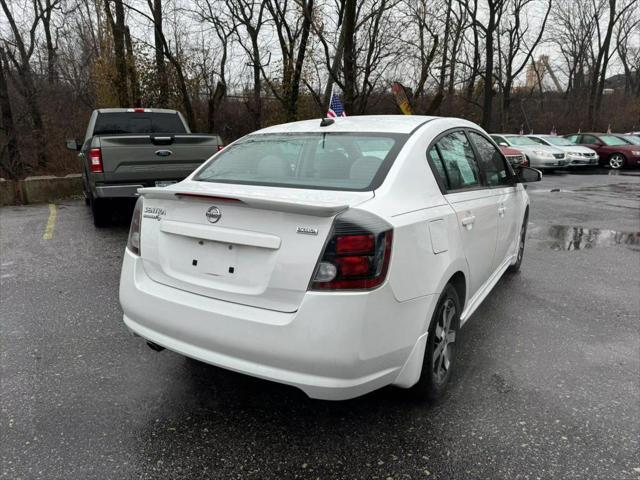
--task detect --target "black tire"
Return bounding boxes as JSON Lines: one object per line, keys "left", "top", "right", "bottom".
{"left": 90, "top": 194, "right": 110, "bottom": 228}
{"left": 508, "top": 213, "right": 528, "bottom": 273}
{"left": 608, "top": 153, "right": 626, "bottom": 170}
{"left": 412, "top": 284, "right": 461, "bottom": 401}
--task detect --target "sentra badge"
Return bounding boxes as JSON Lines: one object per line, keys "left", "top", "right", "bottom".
{"left": 296, "top": 226, "right": 318, "bottom": 236}
{"left": 143, "top": 206, "right": 166, "bottom": 221}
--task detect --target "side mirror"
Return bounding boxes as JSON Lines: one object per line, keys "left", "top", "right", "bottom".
{"left": 66, "top": 139, "right": 81, "bottom": 151}
{"left": 499, "top": 142, "right": 508, "bottom": 147}
{"left": 594, "top": 141, "right": 604, "bottom": 147}
{"left": 518, "top": 166, "right": 542, "bottom": 183}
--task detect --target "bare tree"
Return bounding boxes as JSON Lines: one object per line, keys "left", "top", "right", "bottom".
{"left": 0, "top": 0, "right": 51, "bottom": 167}
{"left": 262, "top": 0, "right": 314, "bottom": 121}
{"left": 496, "top": 0, "right": 551, "bottom": 130}
{"left": 226, "top": 0, "right": 267, "bottom": 129}
{"left": 587, "top": 0, "right": 635, "bottom": 128}
{"left": 0, "top": 47, "right": 23, "bottom": 179}
{"left": 104, "top": 0, "right": 130, "bottom": 106}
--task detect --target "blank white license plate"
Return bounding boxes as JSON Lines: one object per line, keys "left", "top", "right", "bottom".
{"left": 155, "top": 180, "right": 177, "bottom": 187}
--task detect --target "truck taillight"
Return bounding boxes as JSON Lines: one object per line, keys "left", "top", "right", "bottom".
{"left": 89, "top": 148, "right": 103, "bottom": 173}
{"left": 310, "top": 210, "right": 393, "bottom": 291}
{"left": 127, "top": 197, "right": 142, "bottom": 255}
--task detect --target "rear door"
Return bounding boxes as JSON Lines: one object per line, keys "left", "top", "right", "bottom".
{"left": 467, "top": 131, "right": 521, "bottom": 271}
{"left": 428, "top": 130, "right": 498, "bottom": 297}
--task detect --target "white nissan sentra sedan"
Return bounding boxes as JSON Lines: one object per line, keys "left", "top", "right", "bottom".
{"left": 119, "top": 115, "right": 541, "bottom": 401}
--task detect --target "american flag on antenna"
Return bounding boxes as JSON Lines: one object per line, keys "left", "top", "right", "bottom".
{"left": 550, "top": 126, "right": 557, "bottom": 135}
{"left": 327, "top": 89, "right": 347, "bottom": 118}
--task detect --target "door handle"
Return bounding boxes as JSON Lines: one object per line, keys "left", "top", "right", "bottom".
{"left": 461, "top": 215, "right": 476, "bottom": 229}
{"left": 498, "top": 205, "right": 506, "bottom": 217}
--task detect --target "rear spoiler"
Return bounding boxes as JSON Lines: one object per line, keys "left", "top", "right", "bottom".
{"left": 138, "top": 186, "right": 351, "bottom": 217}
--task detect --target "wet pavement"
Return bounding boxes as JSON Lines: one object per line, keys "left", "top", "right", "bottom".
{"left": 1, "top": 169, "right": 639, "bottom": 479}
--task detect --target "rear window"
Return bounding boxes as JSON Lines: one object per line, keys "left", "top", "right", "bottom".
{"left": 93, "top": 112, "right": 187, "bottom": 135}
{"left": 194, "top": 132, "right": 407, "bottom": 191}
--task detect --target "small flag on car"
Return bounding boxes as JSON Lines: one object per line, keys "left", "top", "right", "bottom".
{"left": 550, "top": 126, "right": 557, "bottom": 135}
{"left": 327, "top": 88, "right": 347, "bottom": 118}
{"left": 519, "top": 124, "right": 524, "bottom": 135}
{"left": 606, "top": 124, "right": 611, "bottom": 134}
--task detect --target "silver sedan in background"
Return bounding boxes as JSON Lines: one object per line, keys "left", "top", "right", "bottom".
{"left": 491, "top": 134, "right": 568, "bottom": 170}
{"left": 527, "top": 135, "right": 598, "bottom": 167}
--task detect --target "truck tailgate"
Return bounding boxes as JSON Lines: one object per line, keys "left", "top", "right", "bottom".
{"left": 98, "top": 135, "right": 219, "bottom": 183}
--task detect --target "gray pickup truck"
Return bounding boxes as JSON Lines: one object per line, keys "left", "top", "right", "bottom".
{"left": 66, "top": 108, "right": 223, "bottom": 226}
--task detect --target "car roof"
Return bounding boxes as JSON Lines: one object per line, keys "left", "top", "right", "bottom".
{"left": 254, "top": 115, "right": 445, "bottom": 135}
{"left": 96, "top": 108, "right": 180, "bottom": 114}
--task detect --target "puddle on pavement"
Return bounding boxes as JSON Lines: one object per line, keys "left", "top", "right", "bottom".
{"left": 539, "top": 225, "right": 640, "bottom": 251}
{"left": 574, "top": 183, "right": 640, "bottom": 197}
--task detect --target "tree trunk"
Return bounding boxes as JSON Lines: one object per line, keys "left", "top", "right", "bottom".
{"left": 250, "top": 32, "right": 261, "bottom": 129}
{"left": 288, "top": 0, "right": 314, "bottom": 122}
{"left": 106, "top": 0, "right": 130, "bottom": 107}
{"left": 342, "top": 0, "right": 357, "bottom": 114}
{"left": 124, "top": 27, "right": 141, "bottom": 107}
{"left": 152, "top": 0, "right": 168, "bottom": 107}
{"left": 0, "top": 48, "right": 23, "bottom": 179}
{"left": 481, "top": 2, "right": 496, "bottom": 131}
{"left": 42, "top": 0, "right": 57, "bottom": 84}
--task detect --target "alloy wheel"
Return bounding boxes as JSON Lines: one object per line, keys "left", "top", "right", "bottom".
{"left": 432, "top": 298, "right": 457, "bottom": 384}
{"left": 609, "top": 154, "right": 625, "bottom": 169}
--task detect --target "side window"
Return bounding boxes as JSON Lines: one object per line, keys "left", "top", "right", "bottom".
{"left": 435, "top": 131, "right": 481, "bottom": 191}
{"left": 582, "top": 135, "right": 598, "bottom": 145}
{"left": 468, "top": 131, "right": 511, "bottom": 187}
{"left": 427, "top": 147, "right": 450, "bottom": 190}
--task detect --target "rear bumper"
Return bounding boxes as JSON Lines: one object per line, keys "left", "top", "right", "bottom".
{"left": 96, "top": 184, "right": 144, "bottom": 198}
{"left": 119, "top": 249, "right": 436, "bottom": 400}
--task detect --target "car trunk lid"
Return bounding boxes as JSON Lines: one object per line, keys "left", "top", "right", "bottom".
{"left": 139, "top": 183, "right": 373, "bottom": 312}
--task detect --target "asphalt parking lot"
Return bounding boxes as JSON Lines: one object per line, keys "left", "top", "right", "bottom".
{"left": 1, "top": 169, "right": 639, "bottom": 480}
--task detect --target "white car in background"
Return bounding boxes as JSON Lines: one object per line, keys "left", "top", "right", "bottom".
{"left": 119, "top": 115, "right": 541, "bottom": 401}
{"left": 527, "top": 134, "right": 599, "bottom": 167}
{"left": 491, "top": 134, "right": 567, "bottom": 170}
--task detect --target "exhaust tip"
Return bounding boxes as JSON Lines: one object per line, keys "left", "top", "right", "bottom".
{"left": 146, "top": 341, "right": 165, "bottom": 352}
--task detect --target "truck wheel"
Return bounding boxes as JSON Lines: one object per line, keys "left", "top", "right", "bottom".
{"left": 411, "top": 284, "right": 460, "bottom": 401}
{"left": 90, "top": 195, "right": 110, "bottom": 228}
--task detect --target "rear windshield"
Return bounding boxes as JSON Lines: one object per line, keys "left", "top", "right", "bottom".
{"left": 93, "top": 112, "right": 187, "bottom": 135}
{"left": 194, "top": 132, "right": 407, "bottom": 191}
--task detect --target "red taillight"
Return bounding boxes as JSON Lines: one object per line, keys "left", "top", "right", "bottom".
{"left": 336, "top": 234, "right": 374, "bottom": 255}
{"left": 127, "top": 197, "right": 142, "bottom": 255}
{"left": 217, "top": 144, "right": 225, "bottom": 151}
{"left": 311, "top": 210, "right": 393, "bottom": 291}
{"left": 89, "top": 148, "right": 103, "bottom": 173}
{"left": 335, "top": 256, "right": 371, "bottom": 277}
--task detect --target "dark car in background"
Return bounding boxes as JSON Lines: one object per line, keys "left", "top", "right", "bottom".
{"left": 67, "top": 108, "right": 223, "bottom": 226}
{"left": 498, "top": 145, "right": 528, "bottom": 169}
{"left": 563, "top": 133, "right": 640, "bottom": 169}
